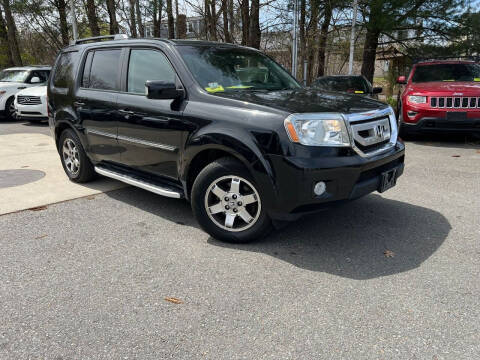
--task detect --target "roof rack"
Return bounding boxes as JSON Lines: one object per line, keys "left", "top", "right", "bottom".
{"left": 413, "top": 55, "right": 479, "bottom": 63}
{"left": 70, "top": 34, "right": 128, "bottom": 46}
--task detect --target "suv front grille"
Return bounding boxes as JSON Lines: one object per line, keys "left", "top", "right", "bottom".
{"left": 431, "top": 96, "right": 480, "bottom": 108}
{"left": 350, "top": 116, "right": 392, "bottom": 154}
{"left": 17, "top": 95, "right": 41, "bottom": 105}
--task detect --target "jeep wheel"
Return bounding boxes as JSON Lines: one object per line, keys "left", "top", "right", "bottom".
{"left": 59, "top": 129, "right": 95, "bottom": 183}
{"left": 191, "top": 157, "right": 272, "bottom": 243}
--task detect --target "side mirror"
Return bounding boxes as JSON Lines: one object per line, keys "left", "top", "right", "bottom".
{"left": 145, "top": 80, "right": 184, "bottom": 100}
{"left": 372, "top": 87, "right": 382, "bottom": 94}
{"left": 30, "top": 76, "right": 41, "bottom": 84}
{"left": 396, "top": 76, "right": 407, "bottom": 84}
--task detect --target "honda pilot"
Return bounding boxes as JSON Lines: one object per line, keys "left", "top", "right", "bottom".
{"left": 48, "top": 35, "right": 405, "bottom": 243}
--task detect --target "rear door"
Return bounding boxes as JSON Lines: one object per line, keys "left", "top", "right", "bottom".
{"left": 75, "top": 48, "right": 123, "bottom": 163}
{"left": 116, "top": 47, "right": 184, "bottom": 179}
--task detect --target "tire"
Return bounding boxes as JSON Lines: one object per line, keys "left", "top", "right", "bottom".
{"left": 5, "top": 97, "right": 16, "bottom": 121}
{"left": 59, "top": 129, "right": 96, "bottom": 183}
{"left": 191, "top": 157, "right": 272, "bottom": 243}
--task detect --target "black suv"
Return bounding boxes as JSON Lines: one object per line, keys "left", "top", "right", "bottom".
{"left": 48, "top": 35, "right": 405, "bottom": 243}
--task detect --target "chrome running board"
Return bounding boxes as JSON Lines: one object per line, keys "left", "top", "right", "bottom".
{"left": 95, "top": 166, "right": 182, "bottom": 199}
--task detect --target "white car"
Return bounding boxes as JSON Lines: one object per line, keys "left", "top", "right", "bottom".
{"left": 14, "top": 86, "right": 48, "bottom": 123}
{"left": 0, "top": 66, "right": 51, "bottom": 121}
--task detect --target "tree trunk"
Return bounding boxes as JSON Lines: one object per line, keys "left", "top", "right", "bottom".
{"left": 177, "top": 14, "right": 187, "bottom": 38}
{"left": 166, "top": 0, "right": 174, "bottom": 38}
{"left": 221, "top": 0, "right": 231, "bottom": 42}
{"left": 2, "top": 0, "right": 22, "bottom": 65}
{"left": 85, "top": 0, "right": 100, "bottom": 36}
{"left": 240, "top": 0, "right": 249, "bottom": 45}
{"left": 361, "top": 28, "right": 380, "bottom": 83}
{"left": 129, "top": 0, "right": 138, "bottom": 37}
{"left": 136, "top": 0, "right": 144, "bottom": 37}
{"left": 175, "top": 0, "right": 179, "bottom": 37}
{"left": 106, "top": 0, "right": 119, "bottom": 34}
{"left": 317, "top": 3, "right": 332, "bottom": 77}
{"left": 153, "top": 0, "right": 159, "bottom": 37}
{"left": 306, "top": 0, "right": 319, "bottom": 83}
{"left": 209, "top": 0, "right": 217, "bottom": 40}
{"left": 299, "top": 0, "right": 306, "bottom": 83}
{"left": 0, "top": 7, "right": 14, "bottom": 67}
{"left": 248, "top": 0, "right": 260, "bottom": 48}
{"left": 228, "top": 0, "right": 234, "bottom": 42}
{"left": 55, "top": 0, "right": 69, "bottom": 46}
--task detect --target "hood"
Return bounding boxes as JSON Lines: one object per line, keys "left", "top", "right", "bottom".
{"left": 407, "top": 81, "right": 480, "bottom": 96}
{"left": 16, "top": 85, "right": 47, "bottom": 97}
{"left": 0, "top": 81, "right": 25, "bottom": 89}
{"left": 214, "top": 88, "right": 388, "bottom": 115}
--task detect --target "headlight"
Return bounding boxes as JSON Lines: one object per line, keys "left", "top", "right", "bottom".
{"left": 284, "top": 113, "right": 350, "bottom": 146}
{"left": 408, "top": 95, "right": 427, "bottom": 104}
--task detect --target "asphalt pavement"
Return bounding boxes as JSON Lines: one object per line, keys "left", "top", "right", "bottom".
{"left": 0, "top": 120, "right": 479, "bottom": 359}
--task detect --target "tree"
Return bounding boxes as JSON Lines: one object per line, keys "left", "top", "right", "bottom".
{"left": 0, "top": 8, "right": 14, "bottom": 66}
{"left": 360, "top": 0, "right": 464, "bottom": 82}
{"left": 129, "top": 0, "right": 138, "bottom": 37}
{"left": 85, "top": 0, "right": 100, "bottom": 36}
{"left": 2, "top": 0, "right": 22, "bottom": 65}
{"left": 240, "top": 0, "right": 249, "bottom": 45}
{"left": 166, "top": 0, "right": 174, "bottom": 38}
{"left": 53, "top": 0, "right": 69, "bottom": 46}
{"left": 248, "top": 0, "right": 260, "bottom": 48}
{"left": 317, "top": 1, "right": 332, "bottom": 77}
{"left": 106, "top": 0, "right": 119, "bottom": 34}
{"left": 136, "top": 0, "right": 145, "bottom": 37}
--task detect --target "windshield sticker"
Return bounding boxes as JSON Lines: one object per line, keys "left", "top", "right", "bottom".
{"left": 226, "top": 85, "right": 253, "bottom": 89}
{"left": 442, "top": 79, "right": 454, "bottom": 82}
{"left": 205, "top": 82, "right": 225, "bottom": 93}
{"left": 354, "top": 90, "right": 364, "bottom": 94}
{"left": 474, "top": 78, "right": 480, "bottom": 82}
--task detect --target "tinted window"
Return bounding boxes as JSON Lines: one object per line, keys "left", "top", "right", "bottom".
{"left": 89, "top": 49, "right": 121, "bottom": 90}
{"left": 313, "top": 76, "right": 370, "bottom": 93}
{"left": 53, "top": 52, "right": 78, "bottom": 88}
{"left": 412, "top": 63, "right": 480, "bottom": 83}
{"left": 127, "top": 49, "right": 176, "bottom": 94}
{"left": 82, "top": 51, "right": 94, "bottom": 87}
{"left": 29, "top": 70, "right": 49, "bottom": 83}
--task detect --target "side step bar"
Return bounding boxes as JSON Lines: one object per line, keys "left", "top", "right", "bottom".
{"left": 95, "top": 166, "right": 183, "bottom": 199}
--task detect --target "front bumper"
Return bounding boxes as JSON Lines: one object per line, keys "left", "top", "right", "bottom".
{"left": 265, "top": 142, "right": 405, "bottom": 221}
{"left": 14, "top": 101, "right": 48, "bottom": 120}
{"left": 401, "top": 117, "right": 480, "bottom": 134}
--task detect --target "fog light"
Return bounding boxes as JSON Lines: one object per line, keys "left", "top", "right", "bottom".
{"left": 314, "top": 181, "right": 326, "bottom": 196}
{"left": 407, "top": 111, "right": 418, "bottom": 118}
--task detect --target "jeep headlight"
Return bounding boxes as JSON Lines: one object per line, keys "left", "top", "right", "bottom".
{"left": 407, "top": 95, "right": 427, "bottom": 104}
{"left": 284, "top": 113, "right": 350, "bottom": 146}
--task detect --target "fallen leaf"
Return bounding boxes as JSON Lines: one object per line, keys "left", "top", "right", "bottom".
{"left": 451, "top": 155, "right": 460, "bottom": 158}
{"left": 85, "top": 195, "right": 96, "bottom": 200}
{"left": 21, "top": 165, "right": 29, "bottom": 168}
{"left": 164, "top": 297, "right": 183, "bottom": 304}
{"left": 384, "top": 249, "right": 395, "bottom": 258}
{"left": 29, "top": 205, "right": 47, "bottom": 211}
{"left": 35, "top": 234, "right": 48, "bottom": 239}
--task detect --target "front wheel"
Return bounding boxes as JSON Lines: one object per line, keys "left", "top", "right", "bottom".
{"left": 191, "top": 157, "right": 272, "bottom": 243}
{"left": 4, "top": 97, "right": 16, "bottom": 121}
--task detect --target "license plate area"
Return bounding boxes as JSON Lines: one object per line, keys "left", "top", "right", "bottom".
{"left": 379, "top": 167, "right": 398, "bottom": 193}
{"left": 446, "top": 112, "right": 467, "bottom": 121}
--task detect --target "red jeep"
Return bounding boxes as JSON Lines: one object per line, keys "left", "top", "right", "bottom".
{"left": 397, "top": 60, "right": 480, "bottom": 137}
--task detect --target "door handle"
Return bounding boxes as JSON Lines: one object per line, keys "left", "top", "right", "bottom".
{"left": 74, "top": 101, "right": 85, "bottom": 107}
{"left": 119, "top": 109, "right": 135, "bottom": 115}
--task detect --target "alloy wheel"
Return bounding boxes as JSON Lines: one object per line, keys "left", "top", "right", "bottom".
{"left": 62, "top": 138, "right": 80, "bottom": 176}
{"left": 204, "top": 175, "right": 261, "bottom": 232}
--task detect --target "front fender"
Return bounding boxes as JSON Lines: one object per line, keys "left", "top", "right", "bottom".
{"left": 181, "top": 128, "right": 280, "bottom": 214}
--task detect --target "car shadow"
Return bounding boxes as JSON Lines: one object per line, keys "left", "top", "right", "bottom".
{"left": 402, "top": 133, "right": 480, "bottom": 149}
{"left": 105, "top": 188, "right": 450, "bottom": 280}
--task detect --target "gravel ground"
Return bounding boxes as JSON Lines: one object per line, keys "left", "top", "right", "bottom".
{"left": 1, "top": 123, "right": 479, "bottom": 359}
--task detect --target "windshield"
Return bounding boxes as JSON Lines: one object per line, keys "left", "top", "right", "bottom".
{"left": 177, "top": 46, "right": 301, "bottom": 92}
{"left": 313, "top": 76, "right": 370, "bottom": 93}
{"left": 412, "top": 63, "right": 480, "bottom": 83}
{"left": 0, "top": 70, "right": 29, "bottom": 82}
